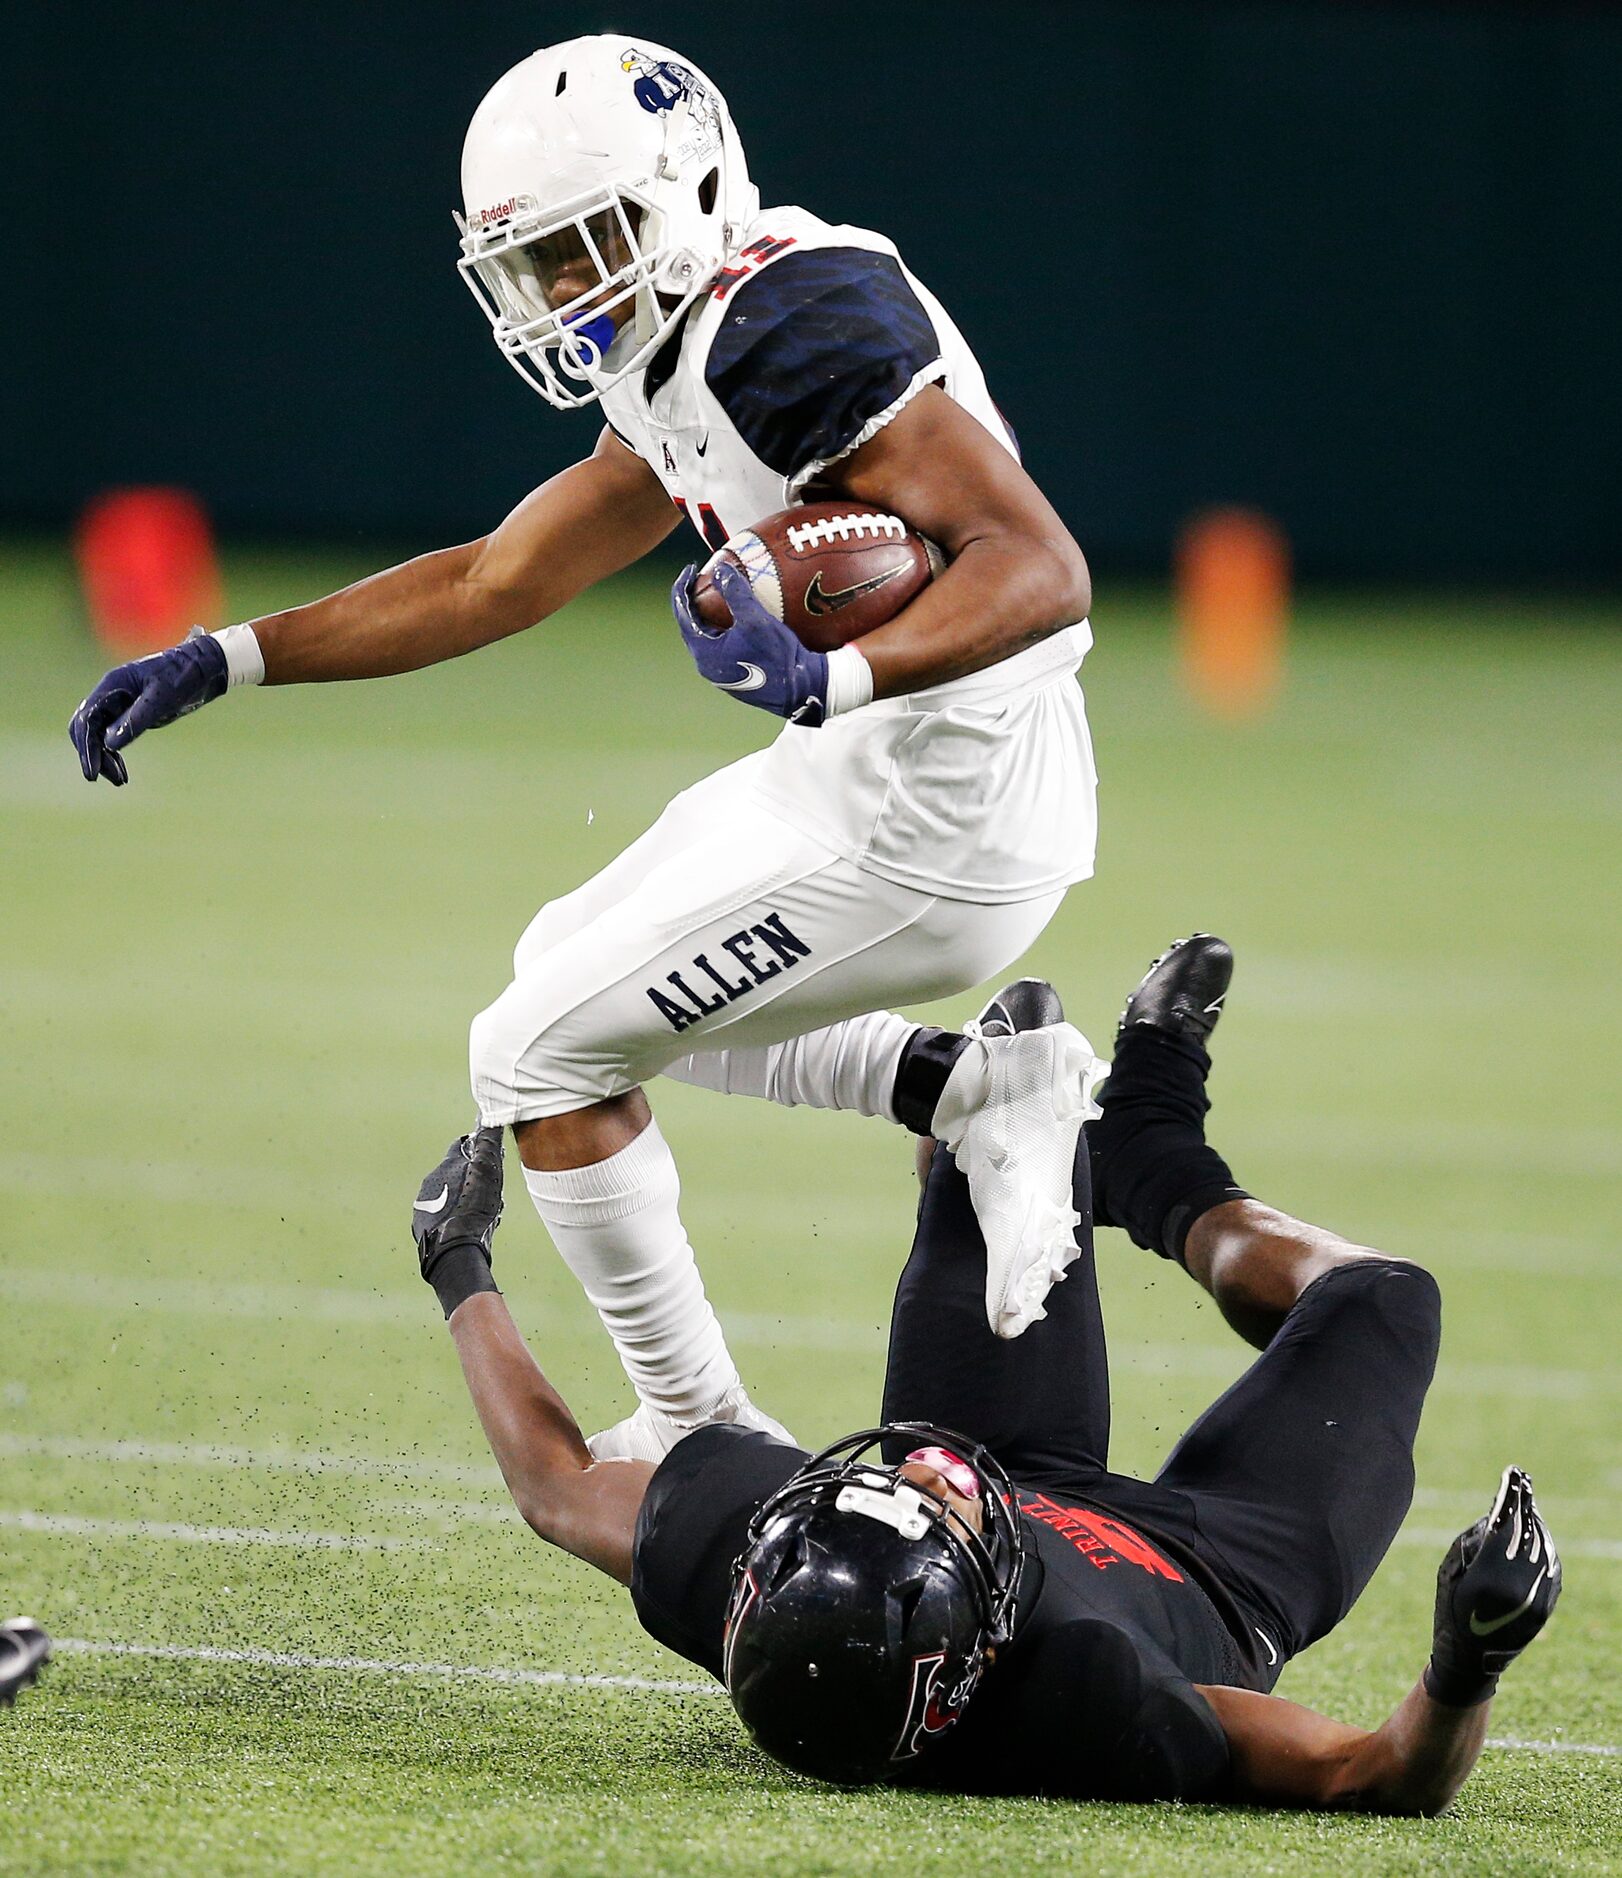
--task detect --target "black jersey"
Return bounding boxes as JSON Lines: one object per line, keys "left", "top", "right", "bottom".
{"left": 630, "top": 1425, "right": 1243, "bottom": 1803}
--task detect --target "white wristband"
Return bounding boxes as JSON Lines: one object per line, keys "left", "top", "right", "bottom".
{"left": 823, "top": 644, "right": 874, "bottom": 718}
{"left": 211, "top": 623, "right": 266, "bottom": 689}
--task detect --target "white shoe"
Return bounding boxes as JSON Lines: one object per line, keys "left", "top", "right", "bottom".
{"left": 933, "top": 1021, "right": 1106, "bottom": 1339}
{"left": 587, "top": 1384, "right": 797, "bottom": 1464}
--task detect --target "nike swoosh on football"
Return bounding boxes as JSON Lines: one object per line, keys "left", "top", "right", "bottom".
{"left": 717, "top": 663, "right": 768, "bottom": 692}
{"left": 414, "top": 1186, "right": 450, "bottom": 1215}
{"left": 1468, "top": 1569, "right": 1546, "bottom": 1637}
{"left": 802, "top": 562, "right": 910, "bottom": 617}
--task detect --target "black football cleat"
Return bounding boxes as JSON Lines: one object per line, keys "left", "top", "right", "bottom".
{"left": 1116, "top": 936, "right": 1233, "bottom": 1049}
{"left": 973, "top": 976, "right": 1065, "bottom": 1039}
{"left": 0, "top": 1617, "right": 51, "bottom": 1706}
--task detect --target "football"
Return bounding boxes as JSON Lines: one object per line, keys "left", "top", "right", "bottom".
{"left": 691, "top": 501, "right": 944, "bottom": 653}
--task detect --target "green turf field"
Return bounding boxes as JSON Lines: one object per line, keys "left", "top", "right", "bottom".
{"left": 2, "top": 540, "right": 1618, "bottom": 1874}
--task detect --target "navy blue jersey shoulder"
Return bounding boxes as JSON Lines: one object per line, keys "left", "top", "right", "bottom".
{"left": 705, "top": 247, "right": 942, "bottom": 479}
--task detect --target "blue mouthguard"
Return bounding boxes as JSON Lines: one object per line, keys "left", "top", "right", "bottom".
{"left": 566, "top": 311, "right": 617, "bottom": 360}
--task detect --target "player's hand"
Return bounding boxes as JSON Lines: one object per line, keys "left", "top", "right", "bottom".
{"left": 413, "top": 1127, "right": 505, "bottom": 1283}
{"left": 1426, "top": 1465, "right": 1562, "bottom": 1707}
{"left": 69, "top": 630, "right": 229, "bottom": 785}
{"left": 672, "top": 562, "right": 830, "bottom": 727}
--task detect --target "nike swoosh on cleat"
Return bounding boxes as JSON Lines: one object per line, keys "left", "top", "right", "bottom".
{"left": 414, "top": 1186, "right": 450, "bottom": 1215}
{"left": 1255, "top": 1627, "right": 1279, "bottom": 1666}
{"left": 803, "top": 563, "right": 910, "bottom": 617}
{"left": 1203, "top": 995, "right": 1226, "bottom": 1014}
{"left": 1469, "top": 1570, "right": 1547, "bottom": 1637}
{"left": 717, "top": 663, "right": 768, "bottom": 692}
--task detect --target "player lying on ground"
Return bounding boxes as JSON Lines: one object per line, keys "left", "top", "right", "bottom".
{"left": 70, "top": 33, "right": 1101, "bottom": 1461}
{"left": 412, "top": 938, "right": 1561, "bottom": 1807}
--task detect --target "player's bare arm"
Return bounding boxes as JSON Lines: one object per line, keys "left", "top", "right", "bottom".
{"left": 1198, "top": 1678, "right": 1490, "bottom": 1816}
{"left": 449, "top": 1292, "right": 653, "bottom": 1584}
{"left": 250, "top": 426, "right": 677, "bottom": 683}
{"left": 69, "top": 424, "right": 675, "bottom": 781}
{"left": 820, "top": 385, "right": 1091, "bottom": 698}
{"left": 412, "top": 1129, "right": 652, "bottom": 1584}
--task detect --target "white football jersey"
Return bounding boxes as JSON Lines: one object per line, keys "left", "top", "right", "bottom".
{"left": 601, "top": 206, "right": 1096, "bottom": 903}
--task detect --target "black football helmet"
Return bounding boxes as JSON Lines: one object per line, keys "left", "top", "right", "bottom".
{"left": 722, "top": 1422, "right": 1027, "bottom": 1784}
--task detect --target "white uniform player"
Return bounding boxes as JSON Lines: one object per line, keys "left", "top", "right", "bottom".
{"left": 456, "top": 41, "right": 1102, "bottom": 1457}
{"left": 68, "top": 35, "right": 1104, "bottom": 1464}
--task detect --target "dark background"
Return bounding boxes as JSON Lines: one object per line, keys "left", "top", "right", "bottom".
{"left": 5, "top": 1, "right": 1617, "bottom": 579}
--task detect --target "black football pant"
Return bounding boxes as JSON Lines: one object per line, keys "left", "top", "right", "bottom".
{"left": 880, "top": 1140, "right": 1442, "bottom": 1675}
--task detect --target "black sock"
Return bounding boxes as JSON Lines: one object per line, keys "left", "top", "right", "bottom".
{"left": 1088, "top": 1029, "right": 1248, "bottom": 1265}
{"left": 892, "top": 1026, "right": 970, "bottom": 1136}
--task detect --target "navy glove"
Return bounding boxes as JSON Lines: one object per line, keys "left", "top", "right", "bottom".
{"left": 69, "top": 630, "right": 229, "bottom": 786}
{"left": 1425, "top": 1465, "right": 1562, "bottom": 1707}
{"left": 673, "top": 561, "right": 830, "bottom": 727}
{"left": 413, "top": 1126, "right": 505, "bottom": 1319}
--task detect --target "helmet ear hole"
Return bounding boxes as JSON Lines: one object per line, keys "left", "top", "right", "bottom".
{"left": 766, "top": 1528, "right": 808, "bottom": 1594}
{"left": 697, "top": 166, "right": 719, "bottom": 215}
{"left": 889, "top": 1575, "right": 926, "bottom": 1636}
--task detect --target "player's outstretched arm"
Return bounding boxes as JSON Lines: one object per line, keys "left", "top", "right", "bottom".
{"left": 1198, "top": 1467, "right": 1561, "bottom": 1814}
{"left": 70, "top": 426, "right": 677, "bottom": 783}
{"left": 250, "top": 427, "right": 676, "bottom": 683}
{"left": 412, "top": 1128, "right": 654, "bottom": 1585}
{"left": 820, "top": 384, "right": 1092, "bottom": 698}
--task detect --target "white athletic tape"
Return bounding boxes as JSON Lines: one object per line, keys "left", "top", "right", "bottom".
{"left": 0, "top": 1511, "right": 424, "bottom": 1552}
{"left": 47, "top": 1640, "right": 1619, "bottom": 1757}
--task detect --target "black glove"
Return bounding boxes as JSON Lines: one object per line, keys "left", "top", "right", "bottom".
{"left": 1426, "top": 1465, "right": 1562, "bottom": 1707}
{"left": 69, "top": 629, "right": 229, "bottom": 786}
{"left": 413, "top": 1127, "right": 504, "bottom": 1319}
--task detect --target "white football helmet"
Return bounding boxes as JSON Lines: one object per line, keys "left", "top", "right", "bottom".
{"left": 456, "top": 36, "right": 758, "bottom": 410}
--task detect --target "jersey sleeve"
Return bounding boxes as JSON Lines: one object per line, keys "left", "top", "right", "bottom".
{"left": 629, "top": 1424, "right": 809, "bottom": 1679}
{"left": 704, "top": 247, "right": 944, "bottom": 489}
{"left": 924, "top": 1617, "right": 1232, "bottom": 1803}
{"left": 1030, "top": 1620, "right": 1231, "bottom": 1802}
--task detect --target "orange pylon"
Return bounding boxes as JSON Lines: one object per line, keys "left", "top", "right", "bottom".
{"left": 1175, "top": 507, "right": 1289, "bottom": 719}
{"left": 74, "top": 488, "right": 224, "bottom": 655}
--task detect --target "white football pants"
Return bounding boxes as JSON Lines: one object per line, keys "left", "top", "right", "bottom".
{"left": 468, "top": 755, "right": 1065, "bottom": 1427}
{"left": 470, "top": 755, "right": 1063, "bottom": 1125}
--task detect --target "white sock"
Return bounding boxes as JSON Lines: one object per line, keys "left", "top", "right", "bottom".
{"left": 664, "top": 1011, "right": 917, "bottom": 1119}
{"left": 522, "top": 1120, "right": 738, "bottom": 1422}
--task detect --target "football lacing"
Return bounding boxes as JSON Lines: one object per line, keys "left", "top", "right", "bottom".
{"left": 786, "top": 512, "right": 907, "bottom": 554}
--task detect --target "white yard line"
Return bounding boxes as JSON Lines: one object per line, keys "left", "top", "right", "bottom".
{"left": 5, "top": 1435, "right": 1620, "bottom": 1557}
{"left": 5, "top": 1271, "right": 1614, "bottom": 1401}
{"left": 2, "top": 1266, "right": 415, "bottom": 1324}
{"left": 1392, "top": 1526, "right": 1622, "bottom": 1562}
{"left": 1484, "top": 1736, "right": 1620, "bottom": 1759}
{"left": 0, "top": 1432, "right": 494, "bottom": 1485}
{"left": 47, "top": 1639, "right": 1618, "bottom": 1758}
{"left": 0, "top": 1510, "right": 423, "bottom": 1551}
{"left": 54, "top": 1638, "right": 713, "bottom": 1697}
